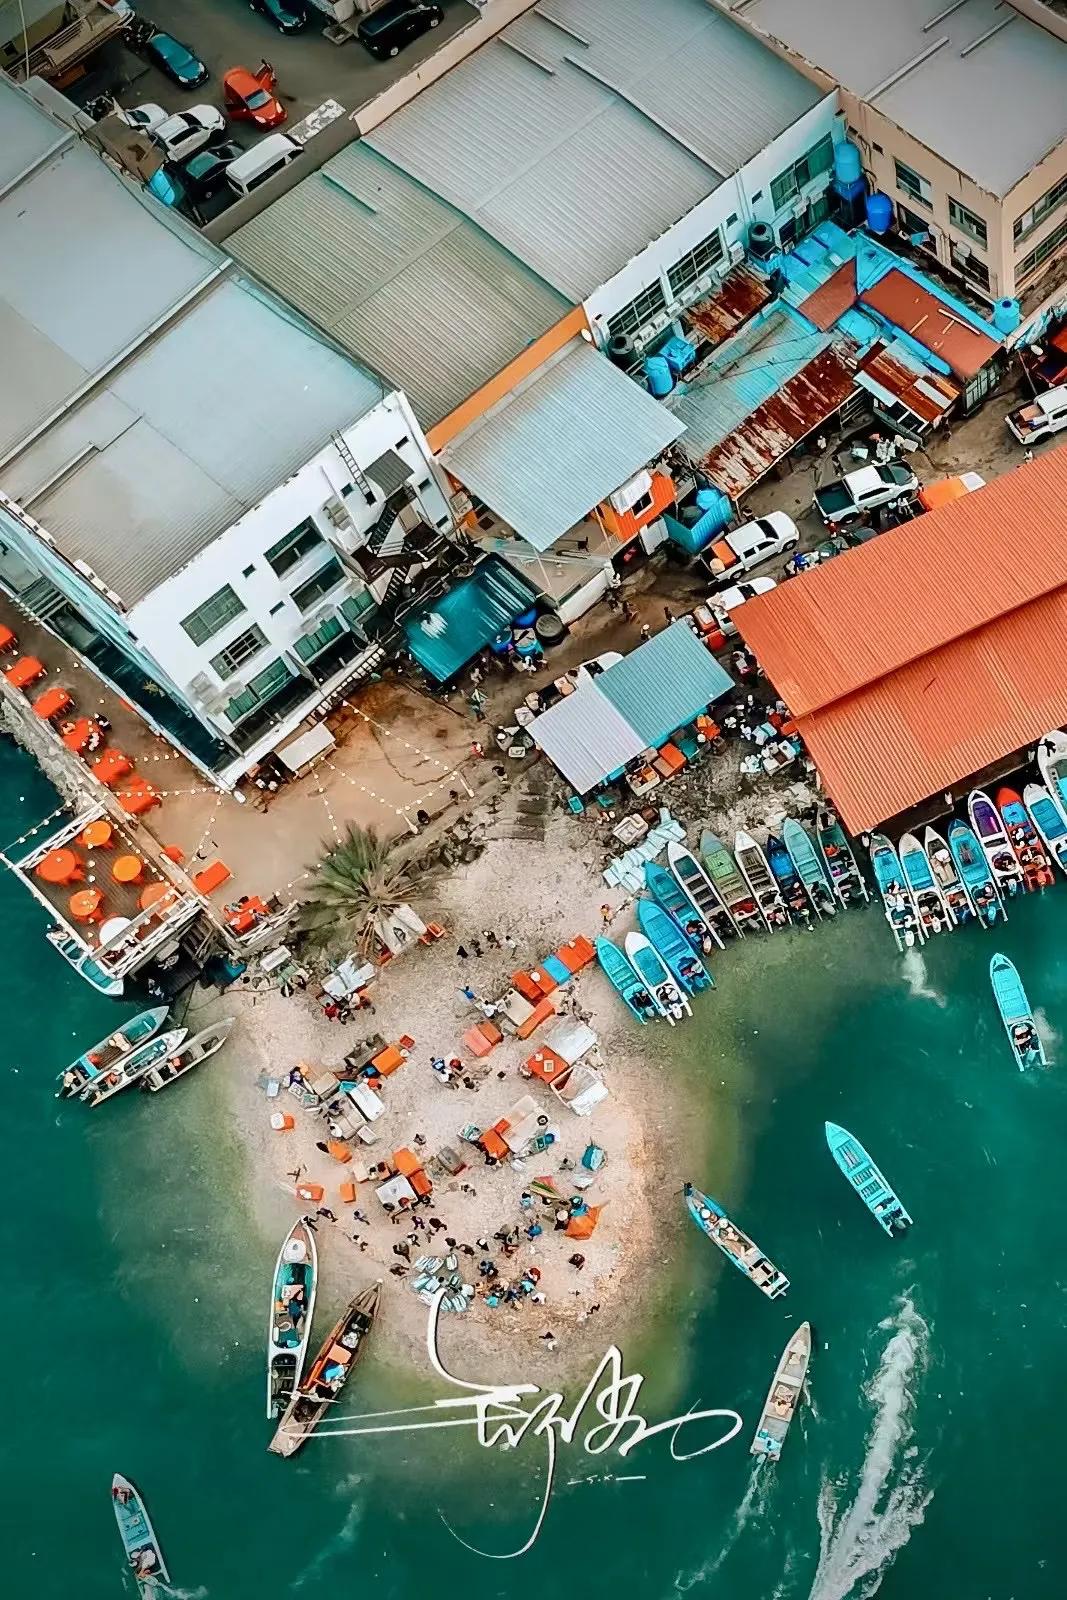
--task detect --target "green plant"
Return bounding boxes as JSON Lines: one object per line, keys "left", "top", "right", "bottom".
{"left": 299, "top": 824, "right": 428, "bottom": 957}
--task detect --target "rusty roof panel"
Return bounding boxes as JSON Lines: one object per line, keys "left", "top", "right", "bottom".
{"left": 859, "top": 269, "right": 1000, "bottom": 382}
{"left": 799, "top": 259, "right": 857, "bottom": 332}
{"left": 685, "top": 265, "right": 772, "bottom": 349}
{"left": 856, "top": 341, "right": 959, "bottom": 425}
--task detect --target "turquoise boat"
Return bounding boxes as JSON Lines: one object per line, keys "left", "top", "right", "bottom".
{"left": 1037, "top": 729, "right": 1067, "bottom": 816}
{"left": 948, "top": 818, "right": 1003, "bottom": 926}
{"left": 625, "top": 931, "right": 691, "bottom": 1022}
{"left": 990, "top": 953, "right": 1048, "bottom": 1070}
{"left": 637, "top": 898, "right": 713, "bottom": 995}
{"left": 1023, "top": 782, "right": 1067, "bottom": 876}
{"left": 644, "top": 862, "right": 710, "bottom": 952}
{"left": 825, "top": 1122, "right": 912, "bottom": 1236}
{"left": 816, "top": 807, "right": 869, "bottom": 906}
{"left": 112, "top": 1474, "right": 169, "bottom": 1597}
{"left": 684, "top": 1183, "right": 789, "bottom": 1299}
{"left": 56, "top": 1005, "right": 168, "bottom": 1099}
{"left": 898, "top": 832, "right": 953, "bottom": 935}
{"left": 782, "top": 818, "right": 836, "bottom": 916}
{"left": 596, "top": 936, "right": 656, "bottom": 1023}
{"left": 869, "top": 833, "right": 922, "bottom": 951}
{"left": 767, "top": 833, "right": 815, "bottom": 927}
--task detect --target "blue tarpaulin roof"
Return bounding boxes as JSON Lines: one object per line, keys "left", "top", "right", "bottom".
{"left": 402, "top": 555, "right": 538, "bottom": 681}
{"left": 599, "top": 623, "right": 733, "bottom": 746}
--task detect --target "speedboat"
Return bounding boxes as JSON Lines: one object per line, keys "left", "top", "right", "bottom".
{"left": 667, "top": 840, "right": 736, "bottom": 944}
{"left": 948, "top": 819, "right": 1004, "bottom": 926}
{"left": 141, "top": 1019, "right": 235, "bottom": 1092}
{"left": 782, "top": 818, "right": 836, "bottom": 917}
{"left": 990, "top": 952, "right": 1047, "bottom": 1070}
{"left": 969, "top": 789, "right": 1024, "bottom": 897}
{"left": 637, "top": 899, "right": 713, "bottom": 995}
{"left": 596, "top": 936, "right": 657, "bottom": 1023}
{"left": 924, "top": 826, "right": 975, "bottom": 925}
{"left": 750, "top": 1323, "right": 811, "bottom": 1459}
{"left": 684, "top": 1183, "right": 789, "bottom": 1298}
{"left": 868, "top": 833, "right": 922, "bottom": 950}
{"left": 995, "top": 788, "right": 1054, "bottom": 890}
{"left": 112, "top": 1474, "right": 169, "bottom": 1598}
{"left": 46, "top": 926, "right": 123, "bottom": 997}
{"left": 825, "top": 1121, "right": 912, "bottom": 1236}
{"left": 767, "top": 833, "right": 817, "bottom": 927}
{"left": 645, "top": 861, "right": 721, "bottom": 952}
{"left": 700, "top": 830, "right": 762, "bottom": 934}
{"left": 1023, "top": 782, "right": 1067, "bottom": 876}
{"left": 56, "top": 1005, "right": 168, "bottom": 1098}
{"left": 269, "top": 1282, "right": 382, "bottom": 1458}
{"left": 267, "top": 1218, "right": 319, "bottom": 1419}
{"left": 79, "top": 1028, "right": 187, "bottom": 1108}
{"left": 898, "top": 831, "right": 953, "bottom": 935}
{"left": 624, "top": 931, "right": 691, "bottom": 1023}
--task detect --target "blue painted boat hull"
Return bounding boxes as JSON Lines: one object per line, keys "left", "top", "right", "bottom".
{"left": 637, "top": 899, "right": 712, "bottom": 994}
{"left": 825, "top": 1122, "right": 912, "bottom": 1235}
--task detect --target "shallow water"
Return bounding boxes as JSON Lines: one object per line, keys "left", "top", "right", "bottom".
{"left": 7, "top": 735, "right": 1065, "bottom": 1598}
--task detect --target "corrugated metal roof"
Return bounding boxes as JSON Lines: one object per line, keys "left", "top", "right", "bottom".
{"left": 228, "top": 143, "right": 567, "bottom": 426}
{"left": 800, "top": 260, "right": 857, "bottom": 331}
{"left": 0, "top": 73, "right": 70, "bottom": 191}
{"left": 402, "top": 554, "right": 538, "bottom": 681}
{"left": 441, "top": 339, "right": 684, "bottom": 552}
{"left": 599, "top": 622, "right": 733, "bottom": 744}
{"left": 859, "top": 270, "right": 1000, "bottom": 382}
{"left": 686, "top": 266, "right": 773, "bottom": 349}
{"left": 855, "top": 340, "right": 959, "bottom": 425}
{"left": 530, "top": 683, "right": 647, "bottom": 794}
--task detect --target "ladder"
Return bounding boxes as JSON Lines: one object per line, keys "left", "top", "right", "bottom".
{"left": 331, "top": 433, "right": 376, "bottom": 505}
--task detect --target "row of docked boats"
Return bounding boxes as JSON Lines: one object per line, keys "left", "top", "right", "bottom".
{"left": 56, "top": 1005, "right": 234, "bottom": 1105}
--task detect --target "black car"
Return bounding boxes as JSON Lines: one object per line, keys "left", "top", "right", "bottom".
{"left": 144, "top": 31, "right": 210, "bottom": 88}
{"left": 357, "top": 0, "right": 443, "bottom": 59}
{"left": 179, "top": 142, "right": 244, "bottom": 201}
{"left": 249, "top": 0, "right": 308, "bottom": 34}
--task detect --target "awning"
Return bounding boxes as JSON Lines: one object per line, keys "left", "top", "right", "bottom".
{"left": 598, "top": 623, "right": 733, "bottom": 746}
{"left": 441, "top": 338, "right": 684, "bottom": 553}
{"left": 276, "top": 722, "right": 336, "bottom": 773}
{"left": 402, "top": 554, "right": 537, "bottom": 681}
{"left": 365, "top": 449, "right": 411, "bottom": 497}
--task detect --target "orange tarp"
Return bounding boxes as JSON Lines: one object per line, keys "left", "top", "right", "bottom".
{"left": 525, "top": 1046, "right": 567, "bottom": 1084}
{"left": 463, "top": 1025, "right": 496, "bottom": 1057}
{"left": 555, "top": 935, "right": 596, "bottom": 973}
{"left": 511, "top": 969, "right": 544, "bottom": 1002}
{"left": 566, "top": 1206, "right": 602, "bottom": 1240}
{"left": 410, "top": 1168, "right": 433, "bottom": 1198}
{"left": 515, "top": 996, "right": 555, "bottom": 1040}
{"left": 372, "top": 1045, "right": 404, "bottom": 1076}
{"left": 392, "top": 1146, "right": 421, "bottom": 1176}
{"left": 480, "top": 1128, "right": 508, "bottom": 1160}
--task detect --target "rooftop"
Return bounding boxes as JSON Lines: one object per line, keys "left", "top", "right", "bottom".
{"left": 732, "top": 0, "right": 1067, "bottom": 196}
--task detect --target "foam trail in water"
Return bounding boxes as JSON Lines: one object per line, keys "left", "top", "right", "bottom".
{"left": 900, "top": 948, "right": 945, "bottom": 1008}
{"left": 673, "top": 1458, "right": 769, "bottom": 1592}
{"left": 291, "top": 1499, "right": 364, "bottom": 1591}
{"left": 1033, "top": 1008, "right": 1058, "bottom": 1061}
{"left": 806, "top": 1296, "right": 931, "bottom": 1600}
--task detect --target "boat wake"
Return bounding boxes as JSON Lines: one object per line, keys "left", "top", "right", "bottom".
{"left": 290, "top": 1498, "right": 364, "bottom": 1591}
{"left": 1033, "top": 1008, "right": 1059, "bottom": 1062}
{"left": 900, "top": 949, "right": 945, "bottom": 1008}
{"left": 672, "top": 1458, "right": 769, "bottom": 1591}
{"left": 806, "top": 1296, "right": 931, "bottom": 1600}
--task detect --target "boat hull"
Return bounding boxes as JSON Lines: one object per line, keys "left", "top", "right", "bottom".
{"left": 684, "top": 1183, "right": 789, "bottom": 1298}
{"left": 143, "top": 1019, "right": 235, "bottom": 1091}
{"left": 57, "top": 1005, "right": 168, "bottom": 1098}
{"left": 269, "top": 1282, "right": 381, "bottom": 1457}
{"left": 112, "top": 1473, "right": 169, "bottom": 1596}
{"left": 666, "top": 841, "right": 733, "bottom": 945}
{"left": 596, "top": 936, "right": 653, "bottom": 1023}
{"left": 825, "top": 1121, "right": 912, "bottom": 1235}
{"left": 624, "top": 931, "right": 691, "bottom": 1022}
{"left": 734, "top": 830, "right": 788, "bottom": 931}
{"left": 990, "top": 952, "right": 1048, "bottom": 1070}
{"left": 80, "top": 1028, "right": 188, "bottom": 1106}
{"left": 898, "top": 831, "right": 953, "bottom": 934}
{"left": 923, "top": 826, "right": 975, "bottom": 924}
{"left": 1023, "top": 782, "right": 1067, "bottom": 877}
{"left": 637, "top": 899, "right": 712, "bottom": 995}
{"left": 700, "top": 830, "right": 761, "bottom": 933}
{"left": 782, "top": 818, "right": 836, "bottom": 917}
{"left": 267, "top": 1219, "right": 319, "bottom": 1418}
{"left": 995, "top": 788, "right": 1054, "bottom": 891}
{"left": 947, "top": 820, "right": 1004, "bottom": 926}
{"left": 869, "top": 833, "right": 923, "bottom": 950}
{"left": 750, "top": 1322, "right": 811, "bottom": 1458}
{"left": 969, "top": 789, "right": 1025, "bottom": 897}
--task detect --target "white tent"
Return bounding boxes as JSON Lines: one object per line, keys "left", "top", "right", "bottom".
{"left": 551, "top": 1063, "right": 609, "bottom": 1117}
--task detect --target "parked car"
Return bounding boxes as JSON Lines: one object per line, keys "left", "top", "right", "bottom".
{"left": 116, "top": 102, "right": 168, "bottom": 133}
{"left": 151, "top": 107, "right": 226, "bottom": 162}
{"left": 145, "top": 32, "right": 209, "bottom": 88}
{"left": 711, "top": 577, "right": 777, "bottom": 638}
{"left": 146, "top": 166, "right": 187, "bottom": 209}
{"left": 223, "top": 63, "right": 286, "bottom": 130}
{"left": 249, "top": 0, "right": 308, "bottom": 33}
{"left": 179, "top": 141, "right": 244, "bottom": 200}
{"left": 812, "top": 463, "right": 919, "bottom": 526}
{"left": 225, "top": 132, "right": 301, "bottom": 196}
{"left": 703, "top": 512, "right": 798, "bottom": 583}
{"left": 1006, "top": 385, "right": 1067, "bottom": 445}
{"left": 357, "top": 0, "right": 444, "bottom": 59}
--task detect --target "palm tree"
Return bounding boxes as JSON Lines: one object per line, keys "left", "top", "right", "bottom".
{"left": 299, "top": 824, "right": 430, "bottom": 957}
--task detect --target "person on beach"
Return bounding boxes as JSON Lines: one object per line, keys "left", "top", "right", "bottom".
{"left": 457, "top": 944, "right": 469, "bottom": 959}
{"left": 393, "top": 1240, "right": 411, "bottom": 1260}
{"left": 640, "top": 624, "right": 651, "bottom": 642}
{"left": 459, "top": 984, "right": 477, "bottom": 1002}
{"left": 352, "top": 1209, "right": 368, "bottom": 1225}
{"left": 471, "top": 938, "right": 483, "bottom": 957}
{"left": 317, "top": 1207, "right": 337, "bottom": 1222}
{"left": 569, "top": 1253, "right": 586, "bottom": 1271}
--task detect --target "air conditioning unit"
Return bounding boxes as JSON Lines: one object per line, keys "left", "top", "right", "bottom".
{"left": 952, "top": 240, "right": 972, "bottom": 260}
{"left": 322, "top": 495, "right": 354, "bottom": 532}
{"left": 632, "top": 310, "right": 672, "bottom": 351}
{"left": 727, "top": 240, "right": 745, "bottom": 265}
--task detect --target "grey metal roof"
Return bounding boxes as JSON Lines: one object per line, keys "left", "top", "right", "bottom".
{"left": 369, "top": 0, "right": 823, "bottom": 299}
{"left": 737, "top": 0, "right": 1067, "bottom": 196}
{"left": 365, "top": 450, "right": 410, "bottom": 497}
{"left": 441, "top": 339, "right": 684, "bottom": 552}
{"left": 0, "top": 71, "right": 70, "bottom": 192}
{"left": 227, "top": 142, "right": 568, "bottom": 427}
{"left": 530, "top": 682, "right": 647, "bottom": 794}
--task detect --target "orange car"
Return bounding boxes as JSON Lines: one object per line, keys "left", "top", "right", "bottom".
{"left": 223, "top": 62, "right": 286, "bottom": 130}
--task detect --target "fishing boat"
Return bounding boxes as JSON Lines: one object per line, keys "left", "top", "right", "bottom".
{"left": 824, "top": 1122, "right": 912, "bottom": 1236}
{"left": 625, "top": 931, "right": 692, "bottom": 1023}
{"left": 141, "top": 1018, "right": 235, "bottom": 1092}
{"left": 666, "top": 840, "right": 735, "bottom": 944}
{"left": 644, "top": 861, "right": 720, "bottom": 952}
{"left": 1023, "top": 782, "right": 1067, "bottom": 876}
{"left": 948, "top": 818, "right": 1003, "bottom": 925}
{"left": 80, "top": 1028, "right": 188, "bottom": 1108}
{"left": 269, "top": 1281, "right": 382, "bottom": 1458}
{"left": 968, "top": 789, "right": 1025, "bottom": 898}
{"left": 897, "top": 832, "right": 953, "bottom": 935}
{"left": 734, "top": 830, "right": 789, "bottom": 931}
{"left": 56, "top": 1005, "right": 168, "bottom": 1098}
{"left": 767, "top": 833, "right": 817, "bottom": 926}
{"left": 112, "top": 1474, "right": 169, "bottom": 1597}
{"left": 699, "top": 830, "right": 762, "bottom": 934}
{"left": 995, "top": 787, "right": 1054, "bottom": 891}
{"left": 267, "top": 1218, "right": 319, "bottom": 1418}
{"left": 990, "top": 952, "right": 1047, "bottom": 1070}
{"left": 595, "top": 937, "right": 657, "bottom": 1023}
{"left": 637, "top": 899, "right": 713, "bottom": 995}
{"left": 46, "top": 926, "right": 123, "bottom": 997}
{"left": 684, "top": 1183, "right": 789, "bottom": 1299}
{"left": 816, "top": 808, "right": 869, "bottom": 907}
{"left": 750, "top": 1322, "right": 812, "bottom": 1460}
{"left": 1037, "top": 728, "right": 1067, "bottom": 816}
{"left": 923, "top": 826, "right": 976, "bottom": 925}
{"left": 782, "top": 818, "right": 836, "bottom": 917}
{"left": 868, "top": 833, "right": 922, "bottom": 950}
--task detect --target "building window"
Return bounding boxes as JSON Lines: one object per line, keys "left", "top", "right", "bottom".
{"left": 241, "top": 563, "right": 255, "bottom": 578}
{"left": 292, "top": 557, "right": 344, "bottom": 612}
{"left": 897, "top": 203, "right": 931, "bottom": 239}
{"left": 770, "top": 134, "right": 834, "bottom": 213}
{"left": 1014, "top": 174, "right": 1067, "bottom": 244}
{"left": 667, "top": 230, "right": 725, "bottom": 296}
{"left": 948, "top": 198, "right": 987, "bottom": 248}
{"left": 293, "top": 615, "right": 343, "bottom": 662}
{"left": 269, "top": 601, "right": 286, "bottom": 617}
{"left": 340, "top": 590, "right": 378, "bottom": 635}
{"left": 606, "top": 282, "right": 667, "bottom": 343}
{"left": 894, "top": 159, "right": 932, "bottom": 208}
{"left": 224, "top": 658, "right": 293, "bottom": 724}
{"left": 264, "top": 519, "right": 326, "bottom": 578}
{"left": 210, "top": 625, "right": 267, "bottom": 677}
{"left": 180, "top": 585, "right": 243, "bottom": 647}
{"left": 956, "top": 252, "right": 990, "bottom": 291}
{"left": 1017, "top": 215, "right": 1067, "bottom": 281}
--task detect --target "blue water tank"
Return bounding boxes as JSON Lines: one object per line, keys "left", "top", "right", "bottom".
{"left": 695, "top": 487, "right": 725, "bottom": 513}
{"left": 644, "top": 355, "right": 674, "bottom": 397}
{"left": 865, "top": 191, "right": 893, "bottom": 235}
{"left": 993, "top": 298, "right": 1021, "bottom": 336}
{"left": 833, "top": 140, "right": 863, "bottom": 186}
{"left": 661, "top": 334, "right": 697, "bottom": 376}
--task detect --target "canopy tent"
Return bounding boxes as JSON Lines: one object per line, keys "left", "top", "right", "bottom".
{"left": 403, "top": 554, "right": 538, "bottom": 681}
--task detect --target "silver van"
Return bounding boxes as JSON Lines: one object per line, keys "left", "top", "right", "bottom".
{"left": 225, "top": 133, "right": 301, "bottom": 197}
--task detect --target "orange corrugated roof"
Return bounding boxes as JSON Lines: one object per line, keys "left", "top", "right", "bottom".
{"left": 859, "top": 270, "right": 1000, "bottom": 382}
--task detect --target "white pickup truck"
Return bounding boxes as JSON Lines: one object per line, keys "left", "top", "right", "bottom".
{"left": 813, "top": 463, "right": 919, "bottom": 526}
{"left": 703, "top": 511, "right": 799, "bottom": 582}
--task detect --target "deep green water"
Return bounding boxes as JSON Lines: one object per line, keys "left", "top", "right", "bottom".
{"left": 7, "top": 732, "right": 1065, "bottom": 1599}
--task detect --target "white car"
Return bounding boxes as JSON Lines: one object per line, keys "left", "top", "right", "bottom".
{"left": 1006, "top": 385, "right": 1067, "bottom": 445}
{"left": 704, "top": 511, "right": 798, "bottom": 581}
{"left": 711, "top": 576, "right": 777, "bottom": 637}
{"left": 117, "top": 102, "right": 168, "bottom": 134}
{"left": 151, "top": 107, "right": 226, "bottom": 162}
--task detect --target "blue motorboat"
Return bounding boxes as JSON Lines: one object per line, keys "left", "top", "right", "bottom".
{"left": 625, "top": 931, "right": 691, "bottom": 1023}
{"left": 1037, "top": 729, "right": 1067, "bottom": 817}
{"left": 112, "top": 1474, "right": 169, "bottom": 1598}
{"left": 990, "top": 952, "right": 1047, "bottom": 1070}
{"left": 824, "top": 1122, "right": 912, "bottom": 1236}
{"left": 46, "top": 926, "right": 123, "bottom": 996}
{"left": 767, "top": 833, "right": 815, "bottom": 927}
{"left": 1023, "top": 782, "right": 1067, "bottom": 877}
{"left": 816, "top": 807, "right": 869, "bottom": 906}
{"left": 897, "top": 831, "right": 953, "bottom": 935}
{"left": 56, "top": 1005, "right": 169, "bottom": 1099}
{"left": 868, "top": 833, "right": 922, "bottom": 951}
{"left": 644, "top": 862, "right": 712, "bottom": 952}
{"left": 637, "top": 899, "right": 713, "bottom": 995}
{"left": 924, "top": 825, "right": 975, "bottom": 925}
{"left": 948, "top": 818, "right": 1004, "bottom": 926}
{"left": 782, "top": 818, "right": 836, "bottom": 917}
{"left": 684, "top": 1183, "right": 789, "bottom": 1298}
{"left": 596, "top": 937, "right": 656, "bottom": 1023}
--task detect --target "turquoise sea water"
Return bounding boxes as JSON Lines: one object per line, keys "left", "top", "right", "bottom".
{"left": 8, "top": 732, "right": 1066, "bottom": 1599}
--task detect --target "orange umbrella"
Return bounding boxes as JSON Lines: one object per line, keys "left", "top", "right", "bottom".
{"left": 69, "top": 887, "right": 104, "bottom": 922}
{"left": 112, "top": 854, "right": 144, "bottom": 885}
{"left": 79, "top": 819, "right": 114, "bottom": 851}
{"left": 36, "top": 847, "right": 83, "bottom": 886}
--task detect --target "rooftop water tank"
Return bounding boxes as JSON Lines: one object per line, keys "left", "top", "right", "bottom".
{"left": 644, "top": 355, "right": 674, "bottom": 398}
{"left": 993, "top": 298, "right": 1021, "bottom": 336}
{"left": 748, "top": 220, "right": 775, "bottom": 260}
{"left": 865, "top": 191, "right": 893, "bottom": 235}
{"left": 661, "top": 334, "right": 697, "bottom": 376}
{"left": 833, "top": 141, "right": 863, "bottom": 187}
{"left": 666, "top": 492, "right": 731, "bottom": 554}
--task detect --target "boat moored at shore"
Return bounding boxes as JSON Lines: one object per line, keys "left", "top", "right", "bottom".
{"left": 782, "top": 818, "right": 836, "bottom": 917}
{"left": 684, "top": 1182, "right": 789, "bottom": 1298}
{"left": 869, "top": 833, "right": 922, "bottom": 950}
{"left": 267, "top": 1218, "right": 319, "bottom": 1419}
{"left": 816, "top": 808, "right": 869, "bottom": 907}
{"left": 734, "top": 830, "right": 788, "bottom": 931}
{"left": 767, "top": 832, "right": 818, "bottom": 926}
{"left": 948, "top": 819, "right": 1003, "bottom": 925}
{"left": 750, "top": 1322, "right": 811, "bottom": 1459}
{"left": 645, "top": 860, "right": 721, "bottom": 953}
{"left": 57, "top": 1005, "right": 168, "bottom": 1098}
{"left": 995, "top": 788, "right": 1054, "bottom": 890}
{"left": 924, "top": 827, "right": 975, "bottom": 925}
{"left": 142, "top": 1018, "right": 235, "bottom": 1092}
{"left": 637, "top": 898, "right": 713, "bottom": 995}
{"left": 898, "top": 832, "right": 953, "bottom": 935}
{"left": 699, "top": 830, "right": 761, "bottom": 934}
{"left": 596, "top": 936, "right": 657, "bottom": 1023}
{"left": 990, "top": 952, "right": 1047, "bottom": 1070}
{"left": 969, "top": 789, "right": 1025, "bottom": 898}
{"left": 825, "top": 1122, "right": 912, "bottom": 1235}
{"left": 80, "top": 1028, "right": 188, "bottom": 1107}
{"left": 1037, "top": 729, "right": 1067, "bottom": 817}
{"left": 1023, "top": 782, "right": 1067, "bottom": 876}
{"left": 269, "top": 1281, "right": 382, "bottom": 1458}
{"left": 46, "top": 926, "right": 123, "bottom": 997}
{"left": 625, "top": 931, "right": 692, "bottom": 1023}
{"left": 667, "top": 839, "right": 735, "bottom": 945}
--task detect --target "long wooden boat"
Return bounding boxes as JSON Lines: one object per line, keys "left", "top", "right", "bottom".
{"left": 1037, "top": 728, "right": 1067, "bottom": 816}
{"left": 142, "top": 1018, "right": 235, "bottom": 1092}
{"left": 948, "top": 819, "right": 1004, "bottom": 925}
{"left": 734, "top": 829, "right": 789, "bottom": 931}
{"left": 897, "top": 832, "right": 953, "bottom": 935}
{"left": 667, "top": 840, "right": 735, "bottom": 945}
{"left": 625, "top": 931, "right": 691, "bottom": 1023}
{"left": 750, "top": 1322, "right": 811, "bottom": 1459}
{"left": 644, "top": 861, "right": 720, "bottom": 952}
{"left": 924, "top": 826, "right": 976, "bottom": 925}
{"left": 825, "top": 1121, "right": 912, "bottom": 1236}
{"left": 816, "top": 808, "right": 869, "bottom": 906}
{"left": 267, "top": 1218, "right": 319, "bottom": 1418}
{"left": 782, "top": 818, "right": 836, "bottom": 917}
{"left": 767, "top": 833, "right": 817, "bottom": 925}
{"left": 596, "top": 936, "right": 656, "bottom": 1023}
{"left": 990, "top": 952, "right": 1047, "bottom": 1070}
{"left": 269, "top": 1281, "right": 382, "bottom": 1458}
{"left": 700, "top": 830, "right": 761, "bottom": 934}
{"left": 57, "top": 1005, "right": 168, "bottom": 1098}
{"left": 80, "top": 1028, "right": 188, "bottom": 1107}
{"left": 868, "top": 833, "right": 923, "bottom": 951}
{"left": 995, "top": 787, "right": 1054, "bottom": 891}
{"left": 112, "top": 1474, "right": 169, "bottom": 1597}
{"left": 684, "top": 1183, "right": 789, "bottom": 1298}
{"left": 637, "top": 898, "right": 713, "bottom": 995}
{"left": 46, "top": 926, "right": 123, "bottom": 997}
{"left": 1023, "top": 782, "right": 1067, "bottom": 876}
{"left": 968, "top": 789, "right": 1025, "bottom": 898}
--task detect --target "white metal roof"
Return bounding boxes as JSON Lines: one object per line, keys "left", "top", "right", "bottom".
{"left": 530, "top": 682, "right": 647, "bottom": 795}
